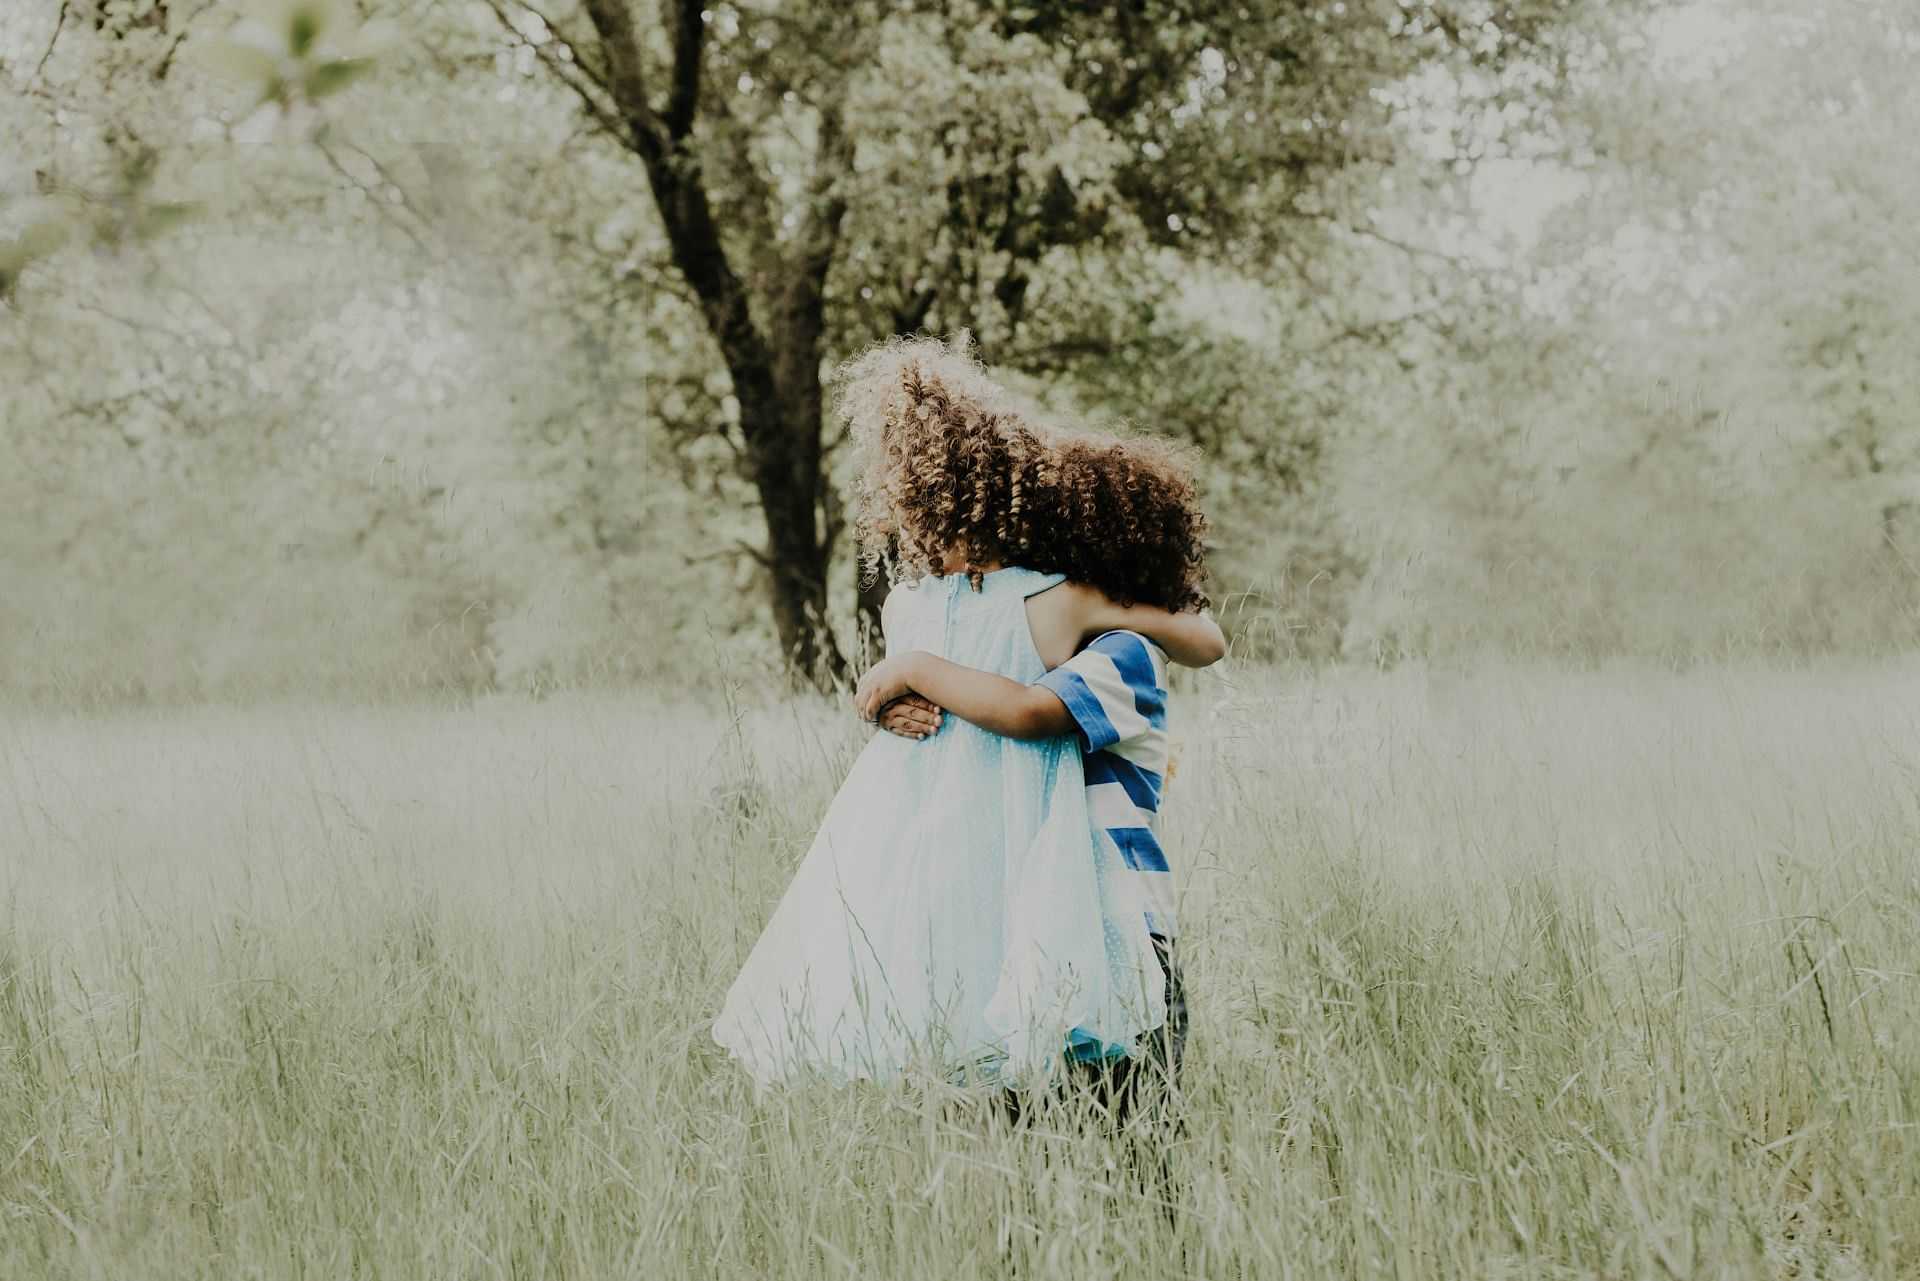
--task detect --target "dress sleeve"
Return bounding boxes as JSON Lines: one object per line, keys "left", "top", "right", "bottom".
{"left": 1035, "top": 631, "right": 1165, "bottom": 753}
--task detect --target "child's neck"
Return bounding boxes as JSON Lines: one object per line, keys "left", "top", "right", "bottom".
{"left": 940, "top": 552, "right": 1005, "bottom": 576}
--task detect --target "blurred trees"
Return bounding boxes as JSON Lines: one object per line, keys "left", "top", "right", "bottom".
{"left": 1337, "top": 0, "right": 1920, "bottom": 660}
{"left": 1582, "top": 0, "right": 1920, "bottom": 555}
{"left": 5, "top": 0, "right": 1915, "bottom": 702}
{"left": 2, "top": 1, "right": 516, "bottom": 697}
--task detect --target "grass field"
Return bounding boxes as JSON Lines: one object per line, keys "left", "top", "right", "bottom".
{"left": 3, "top": 661, "right": 1918, "bottom": 1279}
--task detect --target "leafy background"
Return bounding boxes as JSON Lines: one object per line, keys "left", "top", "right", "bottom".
{"left": 3, "top": 0, "right": 1915, "bottom": 701}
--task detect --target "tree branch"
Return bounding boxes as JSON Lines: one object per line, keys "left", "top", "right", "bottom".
{"left": 480, "top": 0, "right": 627, "bottom": 140}
{"left": 1302, "top": 210, "right": 1475, "bottom": 269}
{"left": 546, "top": 56, "right": 629, "bottom": 141}
{"left": 1306, "top": 306, "right": 1452, "bottom": 356}
{"left": 703, "top": 104, "right": 780, "bottom": 274}
{"left": 890, "top": 177, "right": 983, "bottom": 337}
{"left": 32, "top": 0, "right": 70, "bottom": 84}
{"left": 577, "top": 0, "right": 776, "bottom": 448}
{"left": 512, "top": 0, "right": 611, "bottom": 88}
{"left": 71, "top": 299, "right": 194, "bottom": 346}
{"left": 316, "top": 138, "right": 435, "bottom": 259}
{"left": 579, "top": 0, "right": 667, "bottom": 160}
{"left": 153, "top": 0, "right": 218, "bottom": 81}
{"left": 337, "top": 138, "right": 438, "bottom": 239}
{"left": 890, "top": 205, "right": 956, "bottom": 336}
{"left": 892, "top": 285, "right": 937, "bottom": 336}
{"left": 664, "top": 0, "right": 704, "bottom": 140}
{"left": 796, "top": 93, "right": 852, "bottom": 285}
{"left": 682, "top": 540, "right": 771, "bottom": 570}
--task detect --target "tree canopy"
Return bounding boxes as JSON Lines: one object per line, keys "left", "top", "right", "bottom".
{"left": 5, "top": 0, "right": 1913, "bottom": 701}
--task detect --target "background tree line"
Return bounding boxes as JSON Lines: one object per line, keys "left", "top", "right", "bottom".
{"left": 2, "top": 0, "right": 1915, "bottom": 702}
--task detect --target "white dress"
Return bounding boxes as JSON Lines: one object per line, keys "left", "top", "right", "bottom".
{"left": 712, "top": 567, "right": 1166, "bottom": 1089}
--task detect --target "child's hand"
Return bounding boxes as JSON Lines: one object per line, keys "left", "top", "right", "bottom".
{"left": 877, "top": 694, "right": 943, "bottom": 741}
{"left": 854, "top": 653, "right": 923, "bottom": 721}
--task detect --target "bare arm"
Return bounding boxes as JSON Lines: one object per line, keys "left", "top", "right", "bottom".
{"left": 1026, "top": 582, "right": 1227, "bottom": 669}
{"left": 1090, "top": 599, "right": 1227, "bottom": 668}
{"left": 854, "top": 651, "right": 1074, "bottom": 740}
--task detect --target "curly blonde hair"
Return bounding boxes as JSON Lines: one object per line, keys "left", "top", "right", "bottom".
{"left": 836, "top": 336, "right": 1210, "bottom": 612}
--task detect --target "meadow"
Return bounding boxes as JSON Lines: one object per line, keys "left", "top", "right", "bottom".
{"left": 3, "top": 660, "right": 1918, "bottom": 1279}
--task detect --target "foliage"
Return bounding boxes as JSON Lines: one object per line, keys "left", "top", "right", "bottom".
{"left": 1336, "top": 0, "right": 1920, "bottom": 661}
{"left": 470, "top": 0, "right": 1625, "bottom": 680}
{"left": 4, "top": 0, "right": 1916, "bottom": 697}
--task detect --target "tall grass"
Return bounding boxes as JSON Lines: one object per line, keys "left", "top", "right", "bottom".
{"left": 2, "top": 662, "right": 1917, "bottom": 1278}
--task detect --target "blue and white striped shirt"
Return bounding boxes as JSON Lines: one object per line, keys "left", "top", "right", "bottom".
{"left": 1037, "top": 630, "right": 1177, "bottom": 937}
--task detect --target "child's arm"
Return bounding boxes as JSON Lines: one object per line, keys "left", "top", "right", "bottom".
{"left": 855, "top": 652, "right": 1074, "bottom": 741}
{"left": 1027, "top": 582, "right": 1226, "bottom": 669}
{"left": 1090, "top": 599, "right": 1226, "bottom": 668}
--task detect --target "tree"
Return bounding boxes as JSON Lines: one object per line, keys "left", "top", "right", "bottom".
{"left": 477, "top": 0, "right": 1613, "bottom": 684}
{"left": 4, "top": 0, "right": 1651, "bottom": 696}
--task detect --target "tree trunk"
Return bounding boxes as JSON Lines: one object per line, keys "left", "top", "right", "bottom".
{"left": 752, "top": 441, "right": 840, "bottom": 683}
{"left": 565, "top": 0, "right": 852, "bottom": 686}
{"left": 744, "top": 322, "right": 845, "bottom": 686}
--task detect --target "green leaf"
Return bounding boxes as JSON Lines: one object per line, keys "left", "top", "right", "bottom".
{"left": 288, "top": 6, "right": 321, "bottom": 58}
{"left": 305, "top": 57, "right": 374, "bottom": 99}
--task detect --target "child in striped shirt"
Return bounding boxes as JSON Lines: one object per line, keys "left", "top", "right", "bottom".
{"left": 862, "top": 617, "right": 1212, "bottom": 1120}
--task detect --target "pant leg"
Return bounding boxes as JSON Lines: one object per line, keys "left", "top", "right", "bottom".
{"left": 1104, "top": 934, "right": 1188, "bottom": 1226}
{"left": 996, "top": 932, "right": 1189, "bottom": 1126}
{"left": 1107, "top": 932, "right": 1186, "bottom": 1125}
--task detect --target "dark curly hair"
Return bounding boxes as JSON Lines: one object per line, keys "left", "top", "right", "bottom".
{"left": 837, "top": 337, "right": 1210, "bottom": 612}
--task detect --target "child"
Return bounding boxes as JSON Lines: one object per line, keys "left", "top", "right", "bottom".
{"left": 845, "top": 346, "right": 1220, "bottom": 1117}
{"left": 712, "top": 339, "right": 1215, "bottom": 1092}
{"left": 860, "top": 549, "right": 1211, "bottom": 1122}
{"left": 856, "top": 412, "right": 1213, "bottom": 1121}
